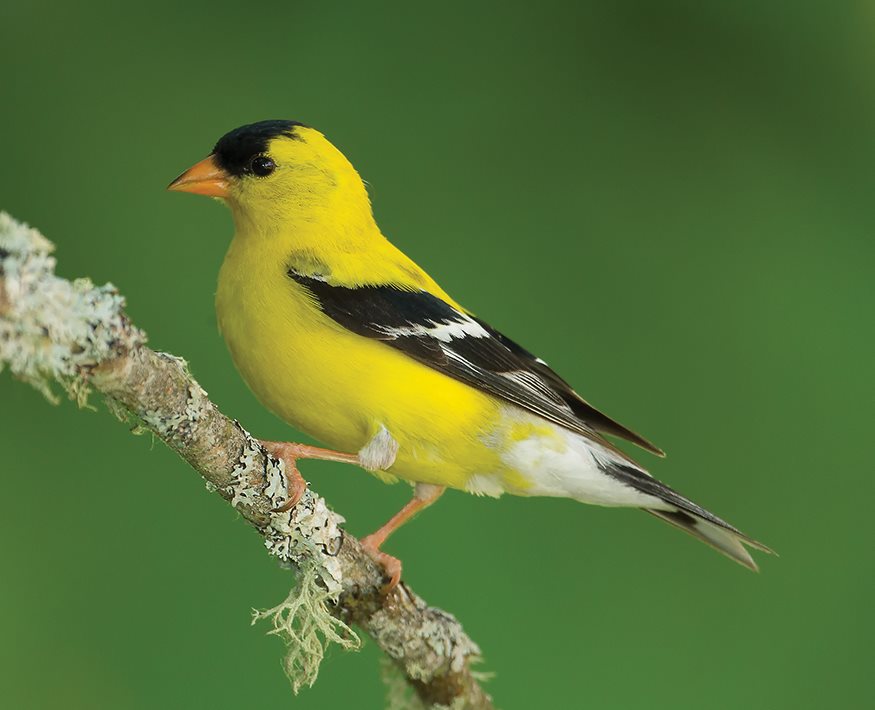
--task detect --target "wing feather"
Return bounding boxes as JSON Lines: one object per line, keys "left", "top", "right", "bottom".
{"left": 289, "top": 271, "right": 661, "bottom": 456}
{"left": 468, "top": 315, "right": 664, "bottom": 455}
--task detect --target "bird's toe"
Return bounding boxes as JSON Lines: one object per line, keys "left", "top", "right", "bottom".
{"left": 360, "top": 536, "right": 402, "bottom": 594}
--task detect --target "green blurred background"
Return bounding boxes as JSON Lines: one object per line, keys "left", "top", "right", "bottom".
{"left": 1, "top": 1, "right": 873, "bottom": 708}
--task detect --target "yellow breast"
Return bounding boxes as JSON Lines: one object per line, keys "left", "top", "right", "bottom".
{"left": 215, "top": 234, "right": 507, "bottom": 490}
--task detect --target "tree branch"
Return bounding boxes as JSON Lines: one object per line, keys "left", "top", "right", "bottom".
{"left": 0, "top": 212, "right": 493, "bottom": 710}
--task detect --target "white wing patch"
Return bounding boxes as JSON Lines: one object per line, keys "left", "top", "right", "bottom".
{"left": 377, "top": 313, "right": 489, "bottom": 343}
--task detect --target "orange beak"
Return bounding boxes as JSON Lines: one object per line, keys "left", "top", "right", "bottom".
{"left": 167, "top": 155, "right": 230, "bottom": 197}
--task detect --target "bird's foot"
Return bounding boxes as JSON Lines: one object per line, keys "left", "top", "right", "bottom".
{"left": 359, "top": 534, "right": 402, "bottom": 595}
{"left": 355, "top": 484, "right": 445, "bottom": 594}
{"left": 259, "top": 440, "right": 360, "bottom": 512}
{"left": 259, "top": 440, "right": 310, "bottom": 513}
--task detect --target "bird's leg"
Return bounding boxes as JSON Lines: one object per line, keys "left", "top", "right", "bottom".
{"left": 259, "top": 440, "right": 360, "bottom": 513}
{"left": 360, "top": 483, "right": 445, "bottom": 594}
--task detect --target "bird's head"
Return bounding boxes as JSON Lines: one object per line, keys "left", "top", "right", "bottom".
{"left": 168, "top": 120, "right": 372, "bottom": 233}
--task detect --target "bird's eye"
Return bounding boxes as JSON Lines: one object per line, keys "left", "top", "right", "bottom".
{"left": 249, "top": 155, "right": 276, "bottom": 177}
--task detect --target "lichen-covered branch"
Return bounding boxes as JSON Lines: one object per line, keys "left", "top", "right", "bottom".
{"left": 0, "top": 212, "right": 492, "bottom": 710}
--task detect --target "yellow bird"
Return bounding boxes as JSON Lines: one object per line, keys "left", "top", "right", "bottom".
{"left": 169, "top": 120, "right": 770, "bottom": 589}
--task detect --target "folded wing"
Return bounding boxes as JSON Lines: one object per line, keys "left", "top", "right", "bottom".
{"left": 289, "top": 270, "right": 662, "bottom": 456}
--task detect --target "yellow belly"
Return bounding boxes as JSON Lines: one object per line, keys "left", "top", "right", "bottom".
{"left": 215, "top": 238, "right": 511, "bottom": 491}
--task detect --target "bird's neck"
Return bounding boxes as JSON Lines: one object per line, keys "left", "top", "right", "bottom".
{"left": 230, "top": 173, "right": 383, "bottom": 254}
{"left": 225, "top": 181, "right": 417, "bottom": 290}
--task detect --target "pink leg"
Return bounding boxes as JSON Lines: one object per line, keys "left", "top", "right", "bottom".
{"left": 259, "top": 440, "right": 360, "bottom": 512}
{"left": 360, "top": 483, "right": 445, "bottom": 593}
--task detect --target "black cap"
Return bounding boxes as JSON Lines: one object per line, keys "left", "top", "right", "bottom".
{"left": 213, "top": 120, "right": 305, "bottom": 176}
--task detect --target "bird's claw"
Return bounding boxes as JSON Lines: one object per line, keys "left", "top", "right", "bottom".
{"left": 271, "top": 470, "right": 307, "bottom": 513}
{"left": 261, "top": 440, "right": 308, "bottom": 513}
{"left": 360, "top": 534, "right": 402, "bottom": 595}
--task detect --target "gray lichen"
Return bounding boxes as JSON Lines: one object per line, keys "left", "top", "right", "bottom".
{"left": 229, "top": 424, "right": 361, "bottom": 689}
{"left": 1, "top": 212, "right": 491, "bottom": 708}
{"left": 0, "top": 212, "right": 359, "bottom": 692}
{"left": 140, "top": 356, "right": 210, "bottom": 443}
{"left": 380, "top": 659, "right": 473, "bottom": 710}
{"left": 0, "top": 212, "right": 144, "bottom": 403}
{"left": 381, "top": 657, "right": 428, "bottom": 710}
{"left": 252, "top": 562, "right": 359, "bottom": 693}
{"left": 228, "top": 429, "right": 264, "bottom": 509}
{"left": 226, "top": 425, "right": 348, "bottom": 595}
{"left": 368, "top": 599, "right": 482, "bottom": 684}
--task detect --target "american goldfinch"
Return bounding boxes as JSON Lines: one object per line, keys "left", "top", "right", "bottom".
{"left": 169, "top": 119, "right": 770, "bottom": 589}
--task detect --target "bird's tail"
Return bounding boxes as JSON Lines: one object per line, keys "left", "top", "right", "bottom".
{"left": 646, "top": 507, "right": 772, "bottom": 571}
{"left": 598, "top": 461, "right": 774, "bottom": 571}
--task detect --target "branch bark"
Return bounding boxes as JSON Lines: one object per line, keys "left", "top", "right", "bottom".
{"left": 0, "top": 212, "right": 493, "bottom": 710}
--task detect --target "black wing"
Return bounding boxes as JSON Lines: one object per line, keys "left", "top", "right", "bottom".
{"left": 468, "top": 315, "right": 664, "bottom": 455}
{"left": 289, "top": 271, "right": 663, "bottom": 455}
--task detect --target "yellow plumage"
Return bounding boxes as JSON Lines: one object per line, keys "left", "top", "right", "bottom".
{"left": 169, "top": 120, "right": 770, "bottom": 584}
{"left": 215, "top": 127, "right": 515, "bottom": 491}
